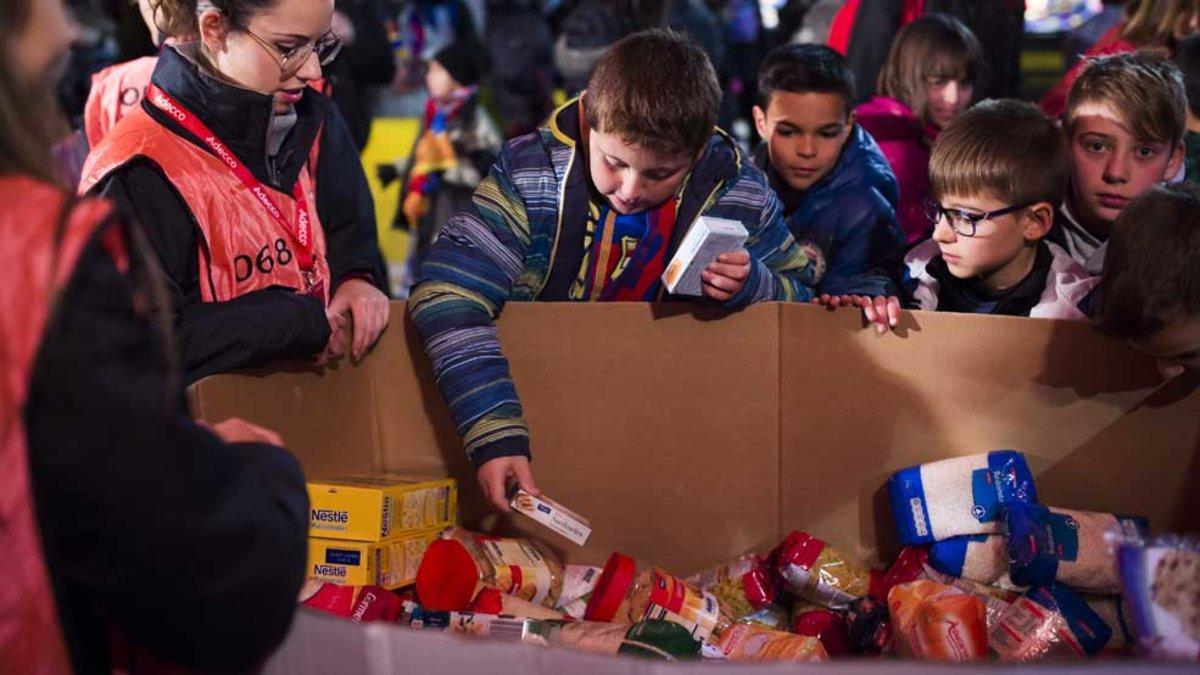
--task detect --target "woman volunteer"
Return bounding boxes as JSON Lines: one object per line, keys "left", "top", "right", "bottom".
{"left": 2, "top": 0, "right": 308, "bottom": 671}
{"left": 81, "top": 0, "right": 389, "bottom": 382}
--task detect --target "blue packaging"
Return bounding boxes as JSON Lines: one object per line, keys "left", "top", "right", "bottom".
{"left": 1029, "top": 585, "right": 1113, "bottom": 656}
{"left": 888, "top": 450, "right": 1038, "bottom": 545}
{"left": 1007, "top": 503, "right": 1149, "bottom": 590}
{"left": 929, "top": 535, "right": 987, "bottom": 577}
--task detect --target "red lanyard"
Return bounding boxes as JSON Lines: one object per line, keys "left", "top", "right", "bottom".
{"left": 146, "top": 84, "right": 316, "bottom": 272}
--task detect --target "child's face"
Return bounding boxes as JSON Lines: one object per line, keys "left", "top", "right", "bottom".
{"left": 931, "top": 190, "right": 1054, "bottom": 291}
{"left": 1130, "top": 317, "right": 1200, "bottom": 380}
{"left": 1068, "top": 104, "right": 1183, "bottom": 233}
{"left": 425, "top": 59, "right": 459, "bottom": 102}
{"left": 752, "top": 90, "right": 854, "bottom": 192}
{"left": 924, "top": 76, "right": 973, "bottom": 130}
{"left": 587, "top": 127, "right": 696, "bottom": 215}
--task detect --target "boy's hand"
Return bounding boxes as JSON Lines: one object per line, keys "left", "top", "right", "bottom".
{"left": 476, "top": 456, "right": 540, "bottom": 513}
{"left": 701, "top": 249, "right": 751, "bottom": 302}
{"left": 814, "top": 294, "right": 901, "bottom": 334}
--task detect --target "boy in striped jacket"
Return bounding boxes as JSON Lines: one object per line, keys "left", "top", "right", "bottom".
{"left": 410, "top": 29, "right": 824, "bottom": 510}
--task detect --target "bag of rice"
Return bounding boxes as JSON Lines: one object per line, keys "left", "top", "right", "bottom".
{"left": 989, "top": 584, "right": 1113, "bottom": 661}
{"left": 930, "top": 534, "right": 1009, "bottom": 585}
{"left": 1116, "top": 533, "right": 1200, "bottom": 661}
{"left": 1006, "top": 503, "right": 1148, "bottom": 594}
{"left": 888, "top": 450, "right": 1038, "bottom": 545}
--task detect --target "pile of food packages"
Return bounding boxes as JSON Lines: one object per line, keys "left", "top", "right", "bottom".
{"left": 298, "top": 452, "right": 1199, "bottom": 664}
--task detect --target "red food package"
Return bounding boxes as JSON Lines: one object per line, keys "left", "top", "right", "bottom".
{"left": 869, "top": 547, "right": 930, "bottom": 601}
{"left": 794, "top": 609, "right": 851, "bottom": 657}
{"left": 303, "top": 583, "right": 404, "bottom": 623}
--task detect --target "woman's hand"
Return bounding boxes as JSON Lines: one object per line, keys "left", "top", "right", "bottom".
{"left": 327, "top": 278, "right": 390, "bottom": 361}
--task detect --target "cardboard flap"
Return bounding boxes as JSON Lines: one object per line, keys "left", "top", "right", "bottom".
{"left": 779, "top": 304, "right": 1200, "bottom": 565}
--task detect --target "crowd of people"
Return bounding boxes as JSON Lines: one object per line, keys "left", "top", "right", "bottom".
{"left": 3, "top": 0, "right": 1200, "bottom": 671}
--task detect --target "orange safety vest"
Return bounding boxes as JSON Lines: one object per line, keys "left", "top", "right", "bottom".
{"left": 0, "top": 175, "right": 124, "bottom": 675}
{"left": 79, "top": 105, "right": 331, "bottom": 304}
{"left": 84, "top": 56, "right": 158, "bottom": 150}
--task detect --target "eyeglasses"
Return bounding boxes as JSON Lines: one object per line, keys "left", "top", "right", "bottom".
{"left": 242, "top": 28, "right": 343, "bottom": 80}
{"left": 923, "top": 199, "right": 1037, "bottom": 238}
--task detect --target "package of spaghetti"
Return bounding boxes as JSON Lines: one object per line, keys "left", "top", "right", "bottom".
{"left": 888, "top": 580, "right": 988, "bottom": 661}
{"left": 888, "top": 450, "right": 1037, "bottom": 545}
{"left": 988, "top": 584, "right": 1113, "bottom": 661}
{"left": 930, "top": 534, "right": 1009, "bottom": 585}
{"left": 1006, "top": 503, "right": 1148, "bottom": 594}
{"left": 773, "top": 531, "right": 871, "bottom": 609}
{"left": 1116, "top": 533, "right": 1200, "bottom": 661}
{"left": 685, "top": 552, "right": 776, "bottom": 620}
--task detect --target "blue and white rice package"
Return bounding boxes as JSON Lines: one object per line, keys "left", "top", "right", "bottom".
{"left": 1007, "top": 503, "right": 1147, "bottom": 594}
{"left": 989, "top": 584, "right": 1113, "bottom": 661}
{"left": 930, "top": 534, "right": 1009, "bottom": 585}
{"left": 1117, "top": 534, "right": 1200, "bottom": 661}
{"left": 888, "top": 450, "right": 1037, "bottom": 545}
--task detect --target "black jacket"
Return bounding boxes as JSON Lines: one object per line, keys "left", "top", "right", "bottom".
{"left": 25, "top": 215, "right": 309, "bottom": 673}
{"left": 92, "top": 46, "right": 387, "bottom": 383}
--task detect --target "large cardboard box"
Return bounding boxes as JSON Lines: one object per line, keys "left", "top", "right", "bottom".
{"left": 189, "top": 302, "right": 1200, "bottom": 672}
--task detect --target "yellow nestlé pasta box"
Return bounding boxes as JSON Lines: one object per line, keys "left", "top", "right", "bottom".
{"left": 308, "top": 528, "right": 444, "bottom": 588}
{"left": 307, "top": 475, "right": 456, "bottom": 542}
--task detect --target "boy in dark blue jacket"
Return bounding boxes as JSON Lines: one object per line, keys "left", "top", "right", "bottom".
{"left": 753, "top": 43, "right": 906, "bottom": 330}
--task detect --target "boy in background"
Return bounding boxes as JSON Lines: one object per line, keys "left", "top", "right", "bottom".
{"left": 752, "top": 44, "right": 905, "bottom": 317}
{"left": 381, "top": 40, "right": 502, "bottom": 295}
{"left": 903, "top": 99, "right": 1098, "bottom": 319}
{"left": 1051, "top": 52, "right": 1186, "bottom": 274}
{"left": 1094, "top": 183, "right": 1200, "bottom": 380}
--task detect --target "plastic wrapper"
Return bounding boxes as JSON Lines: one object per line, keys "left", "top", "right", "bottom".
{"left": 930, "top": 534, "right": 1009, "bottom": 585}
{"left": 555, "top": 565, "right": 602, "bottom": 620}
{"left": 988, "top": 584, "right": 1113, "bottom": 661}
{"left": 844, "top": 595, "right": 892, "bottom": 655}
{"left": 585, "top": 551, "right": 730, "bottom": 641}
{"left": 921, "top": 563, "right": 1018, "bottom": 632}
{"left": 415, "top": 529, "right": 565, "bottom": 610}
{"left": 302, "top": 583, "right": 404, "bottom": 623}
{"left": 403, "top": 601, "right": 552, "bottom": 644}
{"left": 712, "top": 624, "right": 829, "bottom": 662}
{"left": 888, "top": 580, "right": 988, "bottom": 661}
{"left": 736, "top": 604, "right": 791, "bottom": 630}
{"left": 793, "top": 608, "right": 851, "bottom": 657}
{"left": 888, "top": 450, "right": 1037, "bottom": 545}
{"left": 549, "top": 619, "right": 701, "bottom": 660}
{"left": 773, "top": 531, "right": 871, "bottom": 609}
{"left": 686, "top": 553, "right": 776, "bottom": 620}
{"left": 869, "top": 546, "right": 929, "bottom": 601}
{"left": 1007, "top": 503, "right": 1147, "bottom": 594}
{"left": 1116, "top": 533, "right": 1200, "bottom": 661}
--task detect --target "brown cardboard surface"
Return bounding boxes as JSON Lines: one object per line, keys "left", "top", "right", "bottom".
{"left": 191, "top": 300, "right": 1200, "bottom": 576}
{"left": 779, "top": 304, "right": 1200, "bottom": 568}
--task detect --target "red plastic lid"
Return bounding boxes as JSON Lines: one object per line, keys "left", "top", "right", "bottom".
{"left": 415, "top": 539, "right": 481, "bottom": 611}
{"left": 584, "top": 551, "right": 637, "bottom": 622}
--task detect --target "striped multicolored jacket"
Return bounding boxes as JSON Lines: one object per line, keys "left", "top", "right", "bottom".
{"left": 410, "top": 98, "right": 823, "bottom": 466}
